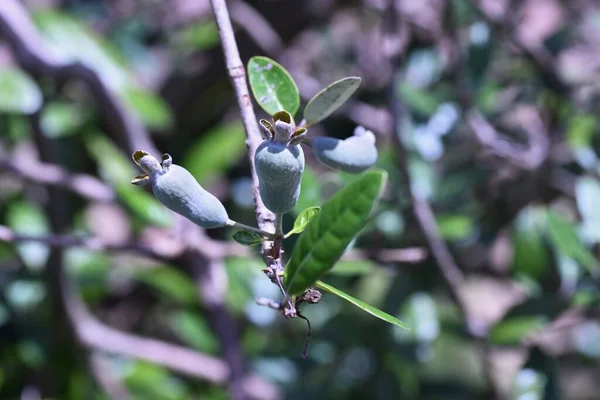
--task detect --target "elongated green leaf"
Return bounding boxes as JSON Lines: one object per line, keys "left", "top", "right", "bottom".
{"left": 489, "top": 316, "right": 547, "bottom": 345}
{"left": 182, "top": 122, "right": 246, "bottom": 185}
{"left": 247, "top": 56, "right": 299, "bottom": 116}
{"left": 546, "top": 210, "right": 600, "bottom": 276}
{"left": 232, "top": 231, "right": 265, "bottom": 246}
{"left": 122, "top": 87, "right": 174, "bottom": 131}
{"left": 304, "top": 77, "right": 361, "bottom": 126}
{"left": 284, "top": 170, "right": 387, "bottom": 295}
{"left": 315, "top": 280, "right": 408, "bottom": 329}
{"left": 0, "top": 67, "right": 42, "bottom": 114}
{"left": 285, "top": 207, "right": 320, "bottom": 237}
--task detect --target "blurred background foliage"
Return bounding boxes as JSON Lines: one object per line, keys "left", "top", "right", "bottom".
{"left": 1, "top": 0, "right": 600, "bottom": 399}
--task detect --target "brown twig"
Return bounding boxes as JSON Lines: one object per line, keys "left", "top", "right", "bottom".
{"left": 0, "top": 158, "right": 115, "bottom": 202}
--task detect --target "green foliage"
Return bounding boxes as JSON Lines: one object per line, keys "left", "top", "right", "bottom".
{"left": 0, "top": 67, "right": 42, "bottom": 114}
{"left": 304, "top": 77, "right": 361, "bottom": 126}
{"left": 285, "top": 206, "right": 320, "bottom": 237}
{"left": 284, "top": 170, "right": 387, "bottom": 295}
{"left": 6, "top": 202, "right": 49, "bottom": 271}
{"left": 489, "top": 316, "right": 547, "bottom": 345}
{"left": 122, "top": 87, "right": 174, "bottom": 131}
{"left": 40, "top": 101, "right": 90, "bottom": 138}
{"left": 232, "top": 231, "right": 265, "bottom": 246}
{"left": 247, "top": 56, "right": 300, "bottom": 116}
{"left": 131, "top": 266, "right": 200, "bottom": 305}
{"left": 182, "top": 122, "right": 246, "bottom": 185}
{"left": 546, "top": 210, "right": 600, "bottom": 276}
{"left": 315, "top": 280, "right": 408, "bottom": 329}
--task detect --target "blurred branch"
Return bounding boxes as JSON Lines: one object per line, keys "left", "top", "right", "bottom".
{"left": 0, "top": 158, "right": 116, "bottom": 202}
{"left": 466, "top": 107, "right": 550, "bottom": 171}
{"left": 229, "top": 0, "right": 284, "bottom": 54}
{"left": 61, "top": 274, "right": 279, "bottom": 400}
{"left": 0, "top": 224, "right": 171, "bottom": 262}
{"left": 343, "top": 247, "right": 427, "bottom": 264}
{"left": 470, "top": 0, "right": 570, "bottom": 96}
{"left": 0, "top": 0, "right": 157, "bottom": 155}
{"left": 209, "top": 0, "right": 276, "bottom": 253}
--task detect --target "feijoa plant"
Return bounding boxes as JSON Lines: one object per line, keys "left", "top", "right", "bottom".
{"left": 132, "top": 56, "right": 407, "bottom": 356}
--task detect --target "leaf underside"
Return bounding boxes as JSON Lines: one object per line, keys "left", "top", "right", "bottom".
{"left": 304, "top": 76, "right": 361, "bottom": 126}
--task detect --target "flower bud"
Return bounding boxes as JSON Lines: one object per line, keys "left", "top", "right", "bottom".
{"left": 311, "top": 126, "right": 377, "bottom": 173}
{"left": 132, "top": 152, "right": 229, "bottom": 228}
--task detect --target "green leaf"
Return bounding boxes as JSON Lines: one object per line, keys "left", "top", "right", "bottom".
{"left": 284, "top": 170, "right": 387, "bottom": 295}
{"left": 122, "top": 87, "right": 174, "bottom": 131}
{"left": 132, "top": 266, "right": 199, "bottom": 305}
{"left": 328, "top": 260, "right": 375, "bottom": 276}
{"left": 285, "top": 206, "right": 320, "bottom": 237}
{"left": 247, "top": 56, "right": 299, "bottom": 116}
{"left": 397, "top": 83, "right": 439, "bottom": 116}
{"left": 232, "top": 231, "right": 265, "bottom": 246}
{"left": 304, "top": 77, "right": 361, "bottom": 126}
{"left": 293, "top": 166, "right": 322, "bottom": 214}
{"left": 546, "top": 210, "right": 600, "bottom": 276}
{"left": 489, "top": 316, "right": 547, "bottom": 345}
{"left": 40, "top": 101, "right": 89, "bottom": 138}
{"left": 315, "top": 280, "right": 409, "bottom": 329}
{"left": 169, "top": 311, "right": 219, "bottom": 354}
{"left": 437, "top": 214, "right": 474, "bottom": 240}
{"left": 6, "top": 202, "right": 50, "bottom": 271}
{"left": 182, "top": 122, "right": 246, "bottom": 185}
{"left": 0, "top": 67, "right": 42, "bottom": 114}
{"left": 33, "top": 11, "right": 129, "bottom": 92}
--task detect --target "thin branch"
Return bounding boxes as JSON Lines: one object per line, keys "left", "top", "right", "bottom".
{"left": 0, "top": 158, "right": 115, "bottom": 202}
{"left": 209, "top": 0, "right": 277, "bottom": 256}
{"left": 61, "top": 274, "right": 279, "bottom": 400}
{"left": 0, "top": 0, "right": 157, "bottom": 156}
{"left": 0, "top": 225, "right": 171, "bottom": 262}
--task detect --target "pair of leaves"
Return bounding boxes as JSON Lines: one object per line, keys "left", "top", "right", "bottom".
{"left": 283, "top": 170, "right": 409, "bottom": 330}
{"left": 247, "top": 56, "right": 360, "bottom": 126}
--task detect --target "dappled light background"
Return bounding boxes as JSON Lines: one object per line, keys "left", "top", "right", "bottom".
{"left": 1, "top": 0, "right": 600, "bottom": 399}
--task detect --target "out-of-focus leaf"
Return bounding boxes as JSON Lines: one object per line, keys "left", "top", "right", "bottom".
{"left": 247, "top": 56, "right": 299, "bottom": 116}
{"left": 436, "top": 214, "right": 474, "bottom": 240}
{"left": 489, "top": 316, "right": 547, "bottom": 345}
{"left": 169, "top": 311, "right": 219, "bottom": 354}
{"left": 182, "top": 122, "right": 246, "bottom": 185}
{"left": 131, "top": 267, "right": 199, "bottom": 305}
{"left": 328, "top": 260, "right": 376, "bottom": 276}
{"left": 123, "top": 361, "right": 188, "bottom": 400}
{"left": 6, "top": 280, "right": 46, "bottom": 311}
{"left": 285, "top": 206, "right": 320, "bottom": 237}
{"left": 174, "top": 20, "right": 220, "bottom": 51}
{"left": 575, "top": 176, "right": 600, "bottom": 242}
{"left": 284, "top": 170, "right": 387, "bottom": 295}
{"left": 511, "top": 368, "right": 547, "bottom": 400}
{"left": 546, "top": 210, "right": 600, "bottom": 276}
{"left": 6, "top": 202, "right": 50, "bottom": 271}
{"left": 393, "top": 292, "right": 439, "bottom": 342}
{"left": 225, "top": 257, "right": 263, "bottom": 314}
{"left": 232, "top": 231, "right": 265, "bottom": 246}
{"left": 33, "top": 11, "right": 129, "bottom": 91}
{"left": 397, "top": 83, "right": 439, "bottom": 116}
{"left": 512, "top": 206, "right": 551, "bottom": 279}
{"left": 0, "top": 67, "right": 42, "bottom": 114}
{"left": 293, "top": 166, "right": 322, "bottom": 214}
{"left": 40, "top": 101, "right": 89, "bottom": 138}
{"left": 315, "top": 280, "right": 409, "bottom": 329}
{"left": 304, "top": 77, "right": 361, "bottom": 126}
{"left": 85, "top": 134, "right": 172, "bottom": 227}
{"left": 122, "top": 87, "right": 174, "bottom": 131}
